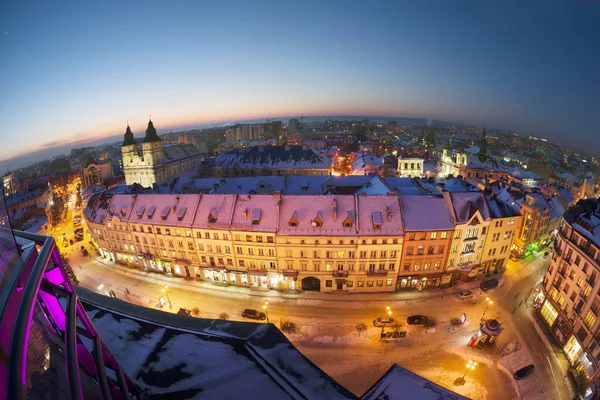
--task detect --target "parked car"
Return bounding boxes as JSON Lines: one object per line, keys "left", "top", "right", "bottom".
{"left": 480, "top": 278, "right": 499, "bottom": 292}
{"left": 513, "top": 364, "right": 535, "bottom": 380}
{"left": 373, "top": 317, "right": 398, "bottom": 327}
{"left": 82, "top": 249, "right": 89, "bottom": 257}
{"left": 458, "top": 290, "right": 473, "bottom": 300}
{"left": 242, "top": 309, "right": 266, "bottom": 320}
{"left": 407, "top": 315, "right": 427, "bottom": 325}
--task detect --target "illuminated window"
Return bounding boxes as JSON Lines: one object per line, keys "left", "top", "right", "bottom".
{"left": 584, "top": 311, "right": 597, "bottom": 330}
{"left": 540, "top": 300, "right": 559, "bottom": 326}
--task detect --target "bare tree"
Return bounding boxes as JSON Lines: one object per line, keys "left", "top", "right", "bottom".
{"left": 219, "top": 312, "right": 229, "bottom": 320}
{"left": 191, "top": 307, "right": 201, "bottom": 317}
{"left": 355, "top": 322, "right": 367, "bottom": 337}
{"left": 280, "top": 319, "right": 299, "bottom": 334}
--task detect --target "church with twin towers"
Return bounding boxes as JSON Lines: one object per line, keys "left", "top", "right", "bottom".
{"left": 121, "top": 118, "right": 202, "bottom": 188}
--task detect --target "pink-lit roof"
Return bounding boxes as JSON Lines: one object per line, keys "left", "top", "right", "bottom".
{"left": 230, "top": 194, "right": 279, "bottom": 232}
{"left": 192, "top": 194, "right": 236, "bottom": 229}
{"left": 278, "top": 195, "right": 357, "bottom": 236}
{"left": 357, "top": 195, "right": 403, "bottom": 236}
{"left": 124, "top": 194, "right": 199, "bottom": 227}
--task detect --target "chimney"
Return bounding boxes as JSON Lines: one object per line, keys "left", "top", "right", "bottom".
{"left": 243, "top": 208, "right": 248, "bottom": 220}
{"left": 175, "top": 196, "right": 180, "bottom": 204}
{"left": 333, "top": 198, "right": 337, "bottom": 222}
{"left": 386, "top": 206, "right": 392, "bottom": 222}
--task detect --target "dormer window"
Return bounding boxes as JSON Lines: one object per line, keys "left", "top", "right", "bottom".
{"left": 147, "top": 205, "right": 156, "bottom": 219}
{"left": 136, "top": 205, "right": 146, "bottom": 219}
{"left": 176, "top": 206, "right": 187, "bottom": 221}
{"left": 208, "top": 207, "right": 218, "bottom": 223}
{"left": 372, "top": 212, "right": 382, "bottom": 229}
{"left": 343, "top": 216, "right": 353, "bottom": 228}
{"left": 312, "top": 213, "right": 323, "bottom": 227}
{"left": 289, "top": 212, "right": 299, "bottom": 227}
{"left": 160, "top": 206, "right": 171, "bottom": 220}
{"left": 251, "top": 208, "right": 262, "bottom": 225}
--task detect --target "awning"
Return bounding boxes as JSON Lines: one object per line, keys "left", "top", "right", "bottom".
{"left": 283, "top": 270, "right": 299, "bottom": 277}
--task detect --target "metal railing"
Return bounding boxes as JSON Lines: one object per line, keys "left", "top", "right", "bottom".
{"left": 3, "top": 231, "right": 140, "bottom": 400}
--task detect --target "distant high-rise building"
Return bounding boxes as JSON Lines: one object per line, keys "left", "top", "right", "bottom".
{"left": 288, "top": 118, "right": 301, "bottom": 132}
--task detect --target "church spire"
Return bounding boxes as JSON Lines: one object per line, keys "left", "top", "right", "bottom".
{"left": 479, "top": 123, "right": 488, "bottom": 155}
{"left": 121, "top": 123, "right": 138, "bottom": 147}
{"left": 142, "top": 117, "right": 162, "bottom": 143}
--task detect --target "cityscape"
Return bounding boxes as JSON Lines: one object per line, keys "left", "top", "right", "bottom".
{"left": 1, "top": 2, "right": 599, "bottom": 400}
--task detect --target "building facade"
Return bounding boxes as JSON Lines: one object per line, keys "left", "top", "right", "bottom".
{"left": 444, "top": 192, "right": 492, "bottom": 281}
{"left": 121, "top": 120, "right": 202, "bottom": 187}
{"left": 539, "top": 198, "right": 600, "bottom": 392}
{"left": 397, "top": 154, "right": 424, "bottom": 177}
{"left": 399, "top": 196, "right": 454, "bottom": 290}
{"left": 481, "top": 194, "right": 521, "bottom": 273}
{"left": 81, "top": 157, "right": 114, "bottom": 189}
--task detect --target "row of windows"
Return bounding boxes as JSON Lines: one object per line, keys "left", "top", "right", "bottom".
{"left": 285, "top": 250, "right": 398, "bottom": 259}
{"left": 494, "top": 218, "right": 516, "bottom": 228}
{"left": 288, "top": 262, "right": 397, "bottom": 272}
{"left": 487, "top": 245, "right": 510, "bottom": 256}
{"left": 403, "top": 261, "right": 441, "bottom": 272}
{"left": 490, "top": 231, "right": 514, "bottom": 242}
{"left": 406, "top": 245, "right": 445, "bottom": 256}
{"left": 325, "top": 279, "right": 394, "bottom": 288}
{"left": 406, "top": 232, "right": 448, "bottom": 240}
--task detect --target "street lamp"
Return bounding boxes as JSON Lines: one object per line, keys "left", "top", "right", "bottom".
{"left": 455, "top": 360, "right": 477, "bottom": 386}
{"left": 481, "top": 297, "right": 493, "bottom": 322}
{"left": 382, "top": 306, "right": 392, "bottom": 336}
{"left": 161, "top": 285, "right": 173, "bottom": 309}
{"left": 98, "top": 284, "right": 104, "bottom": 295}
{"left": 263, "top": 300, "right": 270, "bottom": 323}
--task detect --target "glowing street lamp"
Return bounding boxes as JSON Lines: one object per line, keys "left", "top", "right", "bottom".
{"left": 455, "top": 359, "right": 477, "bottom": 386}
{"left": 263, "top": 300, "right": 270, "bottom": 323}
{"left": 161, "top": 285, "right": 172, "bottom": 309}
{"left": 481, "top": 297, "right": 493, "bottom": 322}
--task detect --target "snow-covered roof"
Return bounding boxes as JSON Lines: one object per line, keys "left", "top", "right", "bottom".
{"left": 213, "top": 145, "right": 331, "bottom": 170}
{"left": 356, "top": 175, "right": 392, "bottom": 196}
{"left": 82, "top": 296, "right": 357, "bottom": 400}
{"left": 362, "top": 363, "right": 468, "bottom": 400}
{"left": 192, "top": 194, "right": 236, "bottom": 229}
{"left": 278, "top": 195, "right": 357, "bottom": 236}
{"left": 509, "top": 168, "right": 540, "bottom": 180}
{"left": 230, "top": 194, "right": 279, "bottom": 232}
{"left": 122, "top": 194, "right": 200, "bottom": 227}
{"left": 400, "top": 196, "right": 454, "bottom": 231}
{"left": 485, "top": 194, "right": 521, "bottom": 219}
{"left": 357, "top": 195, "right": 403, "bottom": 236}
{"left": 215, "top": 176, "right": 286, "bottom": 195}
{"left": 445, "top": 192, "right": 491, "bottom": 224}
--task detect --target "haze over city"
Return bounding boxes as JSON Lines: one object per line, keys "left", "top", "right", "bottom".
{"left": 0, "top": 0, "right": 599, "bottom": 169}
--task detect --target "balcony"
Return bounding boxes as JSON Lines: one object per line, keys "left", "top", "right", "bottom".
{"left": 247, "top": 268, "right": 268, "bottom": 276}
{"left": 367, "top": 270, "right": 388, "bottom": 277}
{"left": 282, "top": 270, "right": 299, "bottom": 277}
{"left": 333, "top": 270, "right": 349, "bottom": 278}
{"left": 2, "top": 231, "right": 139, "bottom": 399}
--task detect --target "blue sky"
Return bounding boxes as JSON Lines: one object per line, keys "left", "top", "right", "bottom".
{"left": 0, "top": 0, "right": 598, "bottom": 165}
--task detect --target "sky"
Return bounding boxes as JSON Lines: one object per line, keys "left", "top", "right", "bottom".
{"left": 0, "top": 0, "right": 599, "bottom": 169}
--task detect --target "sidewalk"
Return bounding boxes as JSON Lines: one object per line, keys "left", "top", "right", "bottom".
{"left": 80, "top": 254, "right": 502, "bottom": 304}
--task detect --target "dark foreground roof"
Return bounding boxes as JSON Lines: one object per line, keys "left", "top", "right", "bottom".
{"left": 79, "top": 288, "right": 357, "bottom": 400}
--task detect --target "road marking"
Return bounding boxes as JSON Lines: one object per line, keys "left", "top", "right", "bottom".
{"left": 547, "top": 356, "right": 561, "bottom": 400}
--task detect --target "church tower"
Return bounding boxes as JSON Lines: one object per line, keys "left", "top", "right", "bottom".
{"left": 142, "top": 118, "right": 164, "bottom": 166}
{"left": 121, "top": 124, "right": 139, "bottom": 185}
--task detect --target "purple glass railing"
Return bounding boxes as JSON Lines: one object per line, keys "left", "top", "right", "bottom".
{"left": 0, "top": 230, "right": 140, "bottom": 400}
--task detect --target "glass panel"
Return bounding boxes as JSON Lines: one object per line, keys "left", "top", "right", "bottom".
{"left": 0, "top": 185, "right": 23, "bottom": 290}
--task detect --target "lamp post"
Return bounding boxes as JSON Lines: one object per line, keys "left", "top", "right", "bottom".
{"left": 263, "top": 300, "right": 270, "bottom": 323}
{"left": 454, "top": 359, "right": 477, "bottom": 386}
{"left": 382, "top": 306, "right": 392, "bottom": 336}
{"left": 161, "top": 285, "right": 172, "bottom": 309}
{"left": 481, "top": 297, "right": 493, "bottom": 323}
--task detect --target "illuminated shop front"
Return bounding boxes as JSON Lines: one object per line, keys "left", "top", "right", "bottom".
{"left": 564, "top": 335, "right": 583, "bottom": 365}
{"left": 540, "top": 300, "right": 559, "bottom": 326}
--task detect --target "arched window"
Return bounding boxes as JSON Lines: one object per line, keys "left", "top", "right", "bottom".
{"left": 404, "top": 163, "right": 408, "bottom": 169}
{"left": 411, "top": 163, "right": 415, "bottom": 170}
